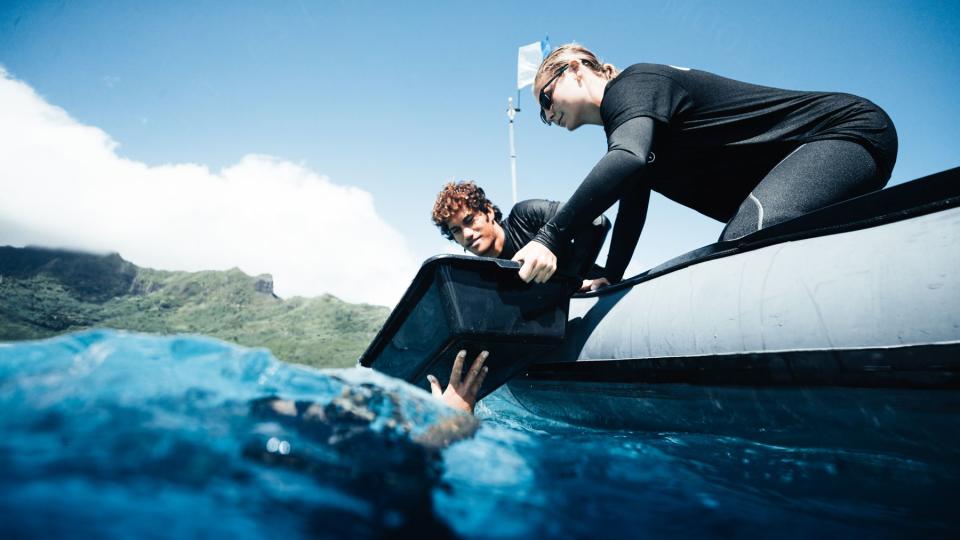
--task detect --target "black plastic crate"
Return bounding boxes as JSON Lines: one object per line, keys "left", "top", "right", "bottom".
{"left": 359, "top": 255, "right": 574, "bottom": 399}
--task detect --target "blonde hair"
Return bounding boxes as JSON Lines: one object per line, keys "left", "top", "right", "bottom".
{"left": 533, "top": 43, "right": 619, "bottom": 95}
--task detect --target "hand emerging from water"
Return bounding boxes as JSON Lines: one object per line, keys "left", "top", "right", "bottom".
{"left": 512, "top": 240, "right": 557, "bottom": 283}
{"left": 427, "top": 350, "right": 489, "bottom": 415}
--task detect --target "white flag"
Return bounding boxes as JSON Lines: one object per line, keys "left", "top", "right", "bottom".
{"left": 517, "top": 38, "right": 550, "bottom": 90}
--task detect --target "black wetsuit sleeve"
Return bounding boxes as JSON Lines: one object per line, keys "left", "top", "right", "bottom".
{"left": 509, "top": 199, "right": 608, "bottom": 279}
{"left": 604, "top": 183, "right": 650, "bottom": 283}
{"left": 532, "top": 116, "right": 655, "bottom": 279}
{"left": 504, "top": 200, "right": 559, "bottom": 257}
{"left": 562, "top": 214, "right": 610, "bottom": 279}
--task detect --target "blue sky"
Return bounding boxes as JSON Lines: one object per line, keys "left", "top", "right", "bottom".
{"left": 1, "top": 0, "right": 958, "bottom": 304}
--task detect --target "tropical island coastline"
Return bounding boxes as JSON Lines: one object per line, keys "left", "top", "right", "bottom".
{"left": 0, "top": 246, "right": 388, "bottom": 368}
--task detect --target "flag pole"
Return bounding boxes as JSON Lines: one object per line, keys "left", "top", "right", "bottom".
{"left": 512, "top": 36, "right": 548, "bottom": 205}
{"left": 507, "top": 96, "right": 519, "bottom": 204}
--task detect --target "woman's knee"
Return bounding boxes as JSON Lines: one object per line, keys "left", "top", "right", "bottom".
{"left": 719, "top": 194, "right": 764, "bottom": 241}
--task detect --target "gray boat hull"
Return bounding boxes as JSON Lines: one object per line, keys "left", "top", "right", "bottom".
{"left": 508, "top": 168, "right": 960, "bottom": 450}
{"left": 564, "top": 206, "right": 960, "bottom": 361}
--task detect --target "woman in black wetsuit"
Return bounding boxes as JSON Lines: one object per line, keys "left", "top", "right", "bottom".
{"left": 512, "top": 44, "right": 898, "bottom": 287}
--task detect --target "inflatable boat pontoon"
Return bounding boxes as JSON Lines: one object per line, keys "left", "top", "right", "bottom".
{"left": 361, "top": 167, "right": 960, "bottom": 452}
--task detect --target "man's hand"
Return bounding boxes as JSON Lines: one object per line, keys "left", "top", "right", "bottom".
{"left": 579, "top": 277, "right": 611, "bottom": 292}
{"left": 511, "top": 241, "right": 557, "bottom": 283}
{"left": 427, "top": 350, "right": 489, "bottom": 415}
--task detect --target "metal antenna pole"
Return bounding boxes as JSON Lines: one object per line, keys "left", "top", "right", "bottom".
{"left": 507, "top": 96, "right": 518, "bottom": 204}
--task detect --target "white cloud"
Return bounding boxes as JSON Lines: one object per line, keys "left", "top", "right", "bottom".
{"left": 0, "top": 67, "right": 418, "bottom": 307}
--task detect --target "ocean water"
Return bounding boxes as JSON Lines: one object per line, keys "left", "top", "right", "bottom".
{"left": 0, "top": 331, "right": 955, "bottom": 539}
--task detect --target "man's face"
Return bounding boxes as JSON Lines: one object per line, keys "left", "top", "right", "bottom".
{"left": 446, "top": 206, "right": 502, "bottom": 257}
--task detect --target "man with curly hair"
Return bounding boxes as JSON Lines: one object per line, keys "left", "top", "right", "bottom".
{"left": 431, "top": 181, "right": 610, "bottom": 291}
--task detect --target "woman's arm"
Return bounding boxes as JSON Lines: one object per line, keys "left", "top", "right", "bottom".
{"left": 604, "top": 182, "right": 650, "bottom": 283}
{"left": 564, "top": 213, "right": 610, "bottom": 281}
{"left": 513, "top": 116, "right": 655, "bottom": 283}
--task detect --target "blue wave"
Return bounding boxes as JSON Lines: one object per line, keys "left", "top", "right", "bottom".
{"left": 0, "top": 330, "right": 466, "bottom": 538}
{"left": 0, "top": 330, "right": 955, "bottom": 539}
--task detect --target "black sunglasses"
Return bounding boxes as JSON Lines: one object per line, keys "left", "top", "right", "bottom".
{"left": 539, "top": 64, "right": 569, "bottom": 124}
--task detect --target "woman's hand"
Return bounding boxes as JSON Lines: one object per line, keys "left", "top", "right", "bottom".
{"left": 511, "top": 241, "right": 558, "bottom": 283}
{"left": 579, "top": 277, "right": 610, "bottom": 292}
{"left": 427, "top": 350, "right": 489, "bottom": 415}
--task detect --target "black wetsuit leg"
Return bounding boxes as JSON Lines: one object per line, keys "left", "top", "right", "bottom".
{"left": 719, "top": 140, "right": 889, "bottom": 241}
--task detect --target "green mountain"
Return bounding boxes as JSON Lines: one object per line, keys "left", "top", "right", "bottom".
{"left": 0, "top": 246, "right": 389, "bottom": 368}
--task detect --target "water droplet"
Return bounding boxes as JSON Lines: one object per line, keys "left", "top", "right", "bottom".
{"left": 266, "top": 437, "right": 280, "bottom": 453}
